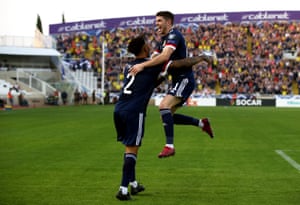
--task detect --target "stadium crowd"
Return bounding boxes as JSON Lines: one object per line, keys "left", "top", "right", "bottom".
{"left": 55, "top": 21, "right": 300, "bottom": 96}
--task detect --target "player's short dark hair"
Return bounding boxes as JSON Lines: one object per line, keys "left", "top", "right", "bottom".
{"left": 156, "top": 11, "right": 174, "bottom": 24}
{"left": 127, "top": 35, "right": 145, "bottom": 56}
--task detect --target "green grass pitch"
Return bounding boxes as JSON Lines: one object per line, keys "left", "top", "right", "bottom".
{"left": 0, "top": 105, "right": 300, "bottom": 205}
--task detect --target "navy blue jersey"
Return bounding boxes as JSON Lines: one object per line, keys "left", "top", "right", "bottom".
{"left": 114, "top": 58, "right": 162, "bottom": 113}
{"left": 154, "top": 28, "right": 192, "bottom": 76}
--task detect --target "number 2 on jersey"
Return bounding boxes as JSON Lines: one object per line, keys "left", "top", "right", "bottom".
{"left": 123, "top": 74, "right": 135, "bottom": 94}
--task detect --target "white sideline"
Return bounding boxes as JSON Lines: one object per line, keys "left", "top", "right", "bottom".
{"left": 275, "top": 150, "right": 300, "bottom": 172}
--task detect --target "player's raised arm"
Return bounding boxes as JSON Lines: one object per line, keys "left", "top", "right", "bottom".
{"left": 160, "top": 51, "right": 216, "bottom": 77}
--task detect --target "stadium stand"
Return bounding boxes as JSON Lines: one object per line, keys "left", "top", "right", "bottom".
{"left": 51, "top": 18, "right": 300, "bottom": 98}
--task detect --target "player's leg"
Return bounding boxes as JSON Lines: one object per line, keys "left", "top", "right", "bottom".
{"left": 116, "top": 112, "right": 145, "bottom": 200}
{"left": 117, "top": 146, "right": 138, "bottom": 200}
{"left": 125, "top": 147, "right": 145, "bottom": 196}
{"left": 171, "top": 73, "right": 214, "bottom": 138}
{"left": 173, "top": 114, "right": 214, "bottom": 138}
{"left": 159, "top": 95, "right": 181, "bottom": 144}
{"left": 158, "top": 75, "right": 191, "bottom": 158}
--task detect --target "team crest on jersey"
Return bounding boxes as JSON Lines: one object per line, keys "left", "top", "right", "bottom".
{"left": 168, "top": 34, "right": 176, "bottom": 40}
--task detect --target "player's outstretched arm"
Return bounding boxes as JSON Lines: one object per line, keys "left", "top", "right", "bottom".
{"left": 159, "top": 51, "right": 216, "bottom": 78}
{"left": 170, "top": 55, "right": 212, "bottom": 69}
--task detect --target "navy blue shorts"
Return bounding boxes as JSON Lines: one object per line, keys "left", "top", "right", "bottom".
{"left": 114, "top": 110, "right": 145, "bottom": 146}
{"left": 168, "top": 72, "right": 195, "bottom": 106}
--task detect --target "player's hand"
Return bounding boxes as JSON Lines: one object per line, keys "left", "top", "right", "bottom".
{"left": 160, "top": 60, "right": 172, "bottom": 77}
{"left": 129, "top": 64, "right": 144, "bottom": 75}
{"left": 199, "top": 50, "right": 217, "bottom": 65}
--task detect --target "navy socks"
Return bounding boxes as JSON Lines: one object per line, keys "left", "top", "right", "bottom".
{"left": 173, "top": 113, "right": 199, "bottom": 126}
{"left": 121, "top": 153, "right": 137, "bottom": 187}
{"left": 160, "top": 109, "right": 174, "bottom": 144}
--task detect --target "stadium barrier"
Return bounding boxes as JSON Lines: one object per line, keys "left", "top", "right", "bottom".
{"left": 152, "top": 94, "right": 300, "bottom": 108}
{"left": 276, "top": 95, "right": 300, "bottom": 108}
{"left": 216, "top": 98, "right": 276, "bottom": 107}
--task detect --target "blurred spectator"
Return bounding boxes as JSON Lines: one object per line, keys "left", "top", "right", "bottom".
{"left": 7, "top": 88, "right": 13, "bottom": 106}
{"left": 74, "top": 89, "right": 81, "bottom": 105}
{"left": 82, "top": 91, "right": 88, "bottom": 104}
{"left": 18, "top": 92, "right": 28, "bottom": 107}
{"left": 53, "top": 90, "right": 59, "bottom": 105}
{"left": 92, "top": 89, "right": 96, "bottom": 104}
{"left": 61, "top": 91, "right": 68, "bottom": 105}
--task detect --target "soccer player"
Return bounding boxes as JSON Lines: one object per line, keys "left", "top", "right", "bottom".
{"left": 114, "top": 35, "right": 213, "bottom": 200}
{"left": 130, "top": 11, "right": 214, "bottom": 158}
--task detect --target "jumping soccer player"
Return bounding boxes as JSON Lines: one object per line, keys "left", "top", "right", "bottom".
{"left": 130, "top": 11, "right": 214, "bottom": 158}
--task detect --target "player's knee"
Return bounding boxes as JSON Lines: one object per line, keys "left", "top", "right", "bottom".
{"left": 159, "top": 101, "right": 170, "bottom": 109}
{"left": 159, "top": 97, "right": 171, "bottom": 109}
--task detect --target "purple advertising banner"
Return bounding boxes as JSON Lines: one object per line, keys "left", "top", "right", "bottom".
{"left": 49, "top": 11, "right": 300, "bottom": 35}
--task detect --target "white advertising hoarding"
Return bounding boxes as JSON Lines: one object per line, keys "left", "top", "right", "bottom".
{"left": 276, "top": 95, "right": 300, "bottom": 108}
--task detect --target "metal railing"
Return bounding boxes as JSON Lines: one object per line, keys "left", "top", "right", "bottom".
{"left": 16, "top": 69, "right": 57, "bottom": 96}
